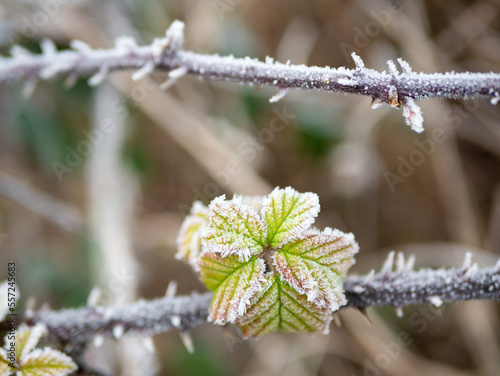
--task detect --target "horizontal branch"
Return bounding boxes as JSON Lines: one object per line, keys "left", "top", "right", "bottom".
{"left": 1, "top": 21, "right": 500, "bottom": 133}
{"left": 28, "top": 252, "right": 500, "bottom": 346}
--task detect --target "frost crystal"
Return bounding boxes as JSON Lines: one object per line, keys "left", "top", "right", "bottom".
{"left": 177, "top": 187, "right": 359, "bottom": 337}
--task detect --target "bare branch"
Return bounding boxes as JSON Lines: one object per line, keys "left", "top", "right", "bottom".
{"left": 1, "top": 21, "right": 500, "bottom": 133}
{"left": 28, "top": 261, "right": 500, "bottom": 346}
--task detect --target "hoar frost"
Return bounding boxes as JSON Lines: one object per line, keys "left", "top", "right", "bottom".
{"left": 176, "top": 187, "right": 359, "bottom": 338}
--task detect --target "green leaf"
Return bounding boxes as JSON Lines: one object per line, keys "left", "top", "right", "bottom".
{"left": 175, "top": 201, "right": 210, "bottom": 269}
{"left": 203, "top": 195, "right": 266, "bottom": 261}
{"left": 198, "top": 252, "right": 265, "bottom": 324}
{"left": 262, "top": 187, "right": 319, "bottom": 248}
{"left": 274, "top": 228, "right": 358, "bottom": 310}
{"left": 19, "top": 348, "right": 77, "bottom": 376}
{"left": 14, "top": 325, "right": 46, "bottom": 362}
{"left": 236, "top": 274, "right": 332, "bottom": 338}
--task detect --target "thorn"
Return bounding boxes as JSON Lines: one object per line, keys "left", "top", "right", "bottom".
{"left": 397, "top": 58, "right": 413, "bottom": 74}
{"left": 142, "top": 337, "right": 156, "bottom": 353}
{"left": 465, "top": 263, "right": 478, "bottom": 278}
{"left": 179, "top": 331, "right": 194, "bottom": 354}
{"left": 64, "top": 72, "right": 78, "bottom": 88}
{"left": 171, "top": 315, "right": 181, "bottom": 328}
{"left": 387, "top": 85, "right": 400, "bottom": 108}
{"left": 25, "top": 296, "right": 36, "bottom": 318}
{"left": 88, "top": 66, "right": 109, "bottom": 86}
{"left": 462, "top": 252, "right": 473, "bottom": 269}
{"left": 495, "top": 259, "right": 500, "bottom": 271}
{"left": 132, "top": 61, "right": 155, "bottom": 81}
{"left": 93, "top": 335, "right": 104, "bottom": 348}
{"left": 381, "top": 251, "right": 395, "bottom": 274}
{"left": 353, "top": 285, "right": 365, "bottom": 294}
{"left": 165, "top": 280, "right": 178, "bottom": 298}
{"left": 114, "top": 36, "right": 138, "bottom": 50}
{"left": 70, "top": 40, "right": 93, "bottom": 53}
{"left": 159, "top": 20, "right": 185, "bottom": 57}
{"left": 87, "top": 287, "right": 102, "bottom": 307}
{"left": 395, "top": 307, "right": 403, "bottom": 318}
{"left": 41, "top": 302, "right": 51, "bottom": 311}
{"left": 269, "top": 88, "right": 288, "bottom": 103}
{"left": 387, "top": 60, "right": 399, "bottom": 76}
{"left": 40, "top": 38, "right": 57, "bottom": 57}
{"left": 490, "top": 92, "right": 499, "bottom": 105}
{"left": 160, "top": 66, "right": 187, "bottom": 90}
{"left": 428, "top": 296, "right": 443, "bottom": 307}
{"left": 351, "top": 52, "right": 365, "bottom": 69}
{"left": 22, "top": 78, "right": 37, "bottom": 98}
{"left": 112, "top": 324, "right": 125, "bottom": 339}
{"left": 332, "top": 313, "right": 342, "bottom": 327}
{"left": 357, "top": 307, "right": 372, "bottom": 325}
{"left": 405, "top": 254, "right": 416, "bottom": 271}
{"left": 370, "top": 97, "right": 383, "bottom": 109}
{"left": 396, "top": 252, "right": 405, "bottom": 272}
{"left": 10, "top": 45, "right": 31, "bottom": 58}
{"left": 364, "top": 269, "right": 375, "bottom": 284}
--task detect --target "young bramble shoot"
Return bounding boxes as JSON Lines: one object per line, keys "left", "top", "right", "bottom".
{"left": 176, "top": 187, "right": 359, "bottom": 338}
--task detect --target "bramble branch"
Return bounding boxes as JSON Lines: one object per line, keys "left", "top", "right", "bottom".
{"left": 28, "top": 252, "right": 500, "bottom": 346}
{"left": 1, "top": 21, "right": 500, "bottom": 133}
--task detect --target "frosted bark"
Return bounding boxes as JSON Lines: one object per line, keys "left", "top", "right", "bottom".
{"left": 1, "top": 21, "right": 499, "bottom": 132}
{"left": 28, "top": 261, "right": 499, "bottom": 346}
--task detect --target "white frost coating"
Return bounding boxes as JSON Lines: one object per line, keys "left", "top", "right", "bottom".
{"left": 428, "top": 296, "right": 443, "bottom": 307}
{"left": 10, "top": 45, "right": 31, "bottom": 58}
{"left": 269, "top": 88, "right": 288, "bottom": 103}
{"left": 351, "top": 52, "right": 365, "bottom": 69}
{"left": 40, "top": 39, "right": 57, "bottom": 57}
{"left": 114, "top": 36, "right": 138, "bottom": 50}
{"left": 353, "top": 285, "right": 365, "bottom": 294}
{"left": 491, "top": 92, "right": 500, "bottom": 105}
{"left": 465, "top": 263, "right": 478, "bottom": 278}
{"left": 179, "top": 331, "right": 194, "bottom": 354}
{"left": 338, "top": 76, "right": 358, "bottom": 86}
{"left": 381, "top": 251, "right": 395, "bottom": 274}
{"left": 364, "top": 269, "right": 375, "bottom": 284}
{"left": 113, "top": 324, "right": 125, "bottom": 339}
{"left": 397, "top": 58, "right": 413, "bottom": 74}
{"left": 496, "top": 259, "right": 500, "bottom": 270}
{"left": 387, "top": 60, "right": 399, "bottom": 76}
{"left": 402, "top": 97, "right": 424, "bottom": 133}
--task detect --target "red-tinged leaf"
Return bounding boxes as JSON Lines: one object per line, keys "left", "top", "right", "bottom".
{"left": 203, "top": 195, "right": 266, "bottom": 260}
{"left": 262, "top": 187, "right": 319, "bottom": 248}
{"left": 19, "top": 348, "right": 77, "bottom": 376}
{"left": 275, "top": 227, "right": 359, "bottom": 310}
{"left": 236, "top": 274, "right": 332, "bottom": 338}
{"left": 175, "top": 201, "right": 210, "bottom": 270}
{"left": 198, "top": 252, "right": 266, "bottom": 324}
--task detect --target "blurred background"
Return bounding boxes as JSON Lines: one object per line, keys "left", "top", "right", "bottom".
{"left": 0, "top": 0, "right": 500, "bottom": 375}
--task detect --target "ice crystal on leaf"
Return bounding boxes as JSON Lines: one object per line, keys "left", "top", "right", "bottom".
{"left": 177, "top": 187, "right": 359, "bottom": 338}
{"left": 0, "top": 323, "right": 77, "bottom": 376}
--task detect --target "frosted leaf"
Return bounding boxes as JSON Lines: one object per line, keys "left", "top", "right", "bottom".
{"left": 203, "top": 195, "right": 266, "bottom": 260}
{"left": 175, "top": 201, "right": 210, "bottom": 270}
{"left": 236, "top": 274, "right": 332, "bottom": 338}
{"left": 13, "top": 324, "right": 47, "bottom": 361}
{"left": 262, "top": 187, "right": 320, "bottom": 248}
{"left": 0, "top": 348, "right": 10, "bottom": 374}
{"left": 198, "top": 252, "right": 265, "bottom": 324}
{"left": 275, "top": 227, "right": 358, "bottom": 310}
{"left": 20, "top": 347, "right": 77, "bottom": 376}
{"left": 0, "top": 281, "right": 13, "bottom": 322}
{"left": 402, "top": 97, "right": 424, "bottom": 133}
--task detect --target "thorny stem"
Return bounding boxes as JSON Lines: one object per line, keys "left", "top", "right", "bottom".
{"left": 28, "top": 256, "right": 500, "bottom": 347}
{"left": 1, "top": 21, "right": 499, "bottom": 132}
